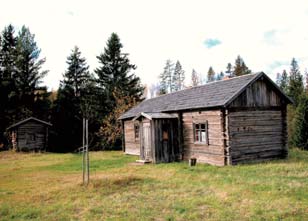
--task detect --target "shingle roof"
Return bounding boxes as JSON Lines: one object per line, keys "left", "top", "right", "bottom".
{"left": 7, "top": 117, "right": 52, "bottom": 130}
{"left": 119, "top": 72, "right": 292, "bottom": 120}
{"left": 132, "top": 112, "right": 178, "bottom": 121}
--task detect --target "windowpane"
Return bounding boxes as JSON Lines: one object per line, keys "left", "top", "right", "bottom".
{"left": 193, "top": 123, "right": 208, "bottom": 144}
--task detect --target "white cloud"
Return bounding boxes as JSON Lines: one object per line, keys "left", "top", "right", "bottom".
{"left": 1, "top": 0, "right": 308, "bottom": 89}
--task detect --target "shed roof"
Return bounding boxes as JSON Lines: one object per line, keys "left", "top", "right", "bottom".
{"left": 132, "top": 112, "right": 178, "bottom": 121}
{"left": 119, "top": 72, "right": 293, "bottom": 120}
{"left": 7, "top": 117, "right": 52, "bottom": 130}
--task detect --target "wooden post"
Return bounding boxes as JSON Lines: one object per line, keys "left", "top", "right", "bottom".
{"left": 222, "top": 109, "right": 231, "bottom": 165}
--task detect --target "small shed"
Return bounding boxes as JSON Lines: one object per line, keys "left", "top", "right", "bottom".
{"left": 7, "top": 117, "right": 52, "bottom": 151}
{"left": 119, "top": 72, "right": 293, "bottom": 165}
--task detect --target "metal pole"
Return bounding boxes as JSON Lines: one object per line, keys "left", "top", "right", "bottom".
{"left": 86, "top": 119, "right": 89, "bottom": 185}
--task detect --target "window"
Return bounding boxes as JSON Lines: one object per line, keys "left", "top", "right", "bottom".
{"left": 134, "top": 123, "right": 140, "bottom": 140}
{"left": 193, "top": 122, "right": 208, "bottom": 144}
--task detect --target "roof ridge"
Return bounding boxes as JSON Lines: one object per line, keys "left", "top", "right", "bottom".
{"left": 147, "top": 72, "right": 260, "bottom": 101}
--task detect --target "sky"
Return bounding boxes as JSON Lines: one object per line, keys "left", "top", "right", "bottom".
{"left": 1, "top": 0, "right": 308, "bottom": 90}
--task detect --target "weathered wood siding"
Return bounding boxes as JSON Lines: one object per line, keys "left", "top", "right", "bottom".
{"left": 17, "top": 121, "right": 47, "bottom": 151}
{"left": 152, "top": 118, "right": 179, "bottom": 163}
{"left": 229, "top": 78, "right": 282, "bottom": 107}
{"left": 182, "top": 110, "right": 225, "bottom": 166}
{"left": 124, "top": 120, "right": 140, "bottom": 155}
{"left": 228, "top": 110, "right": 286, "bottom": 164}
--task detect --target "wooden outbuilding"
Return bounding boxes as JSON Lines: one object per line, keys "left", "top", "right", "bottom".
{"left": 119, "top": 72, "right": 293, "bottom": 165}
{"left": 7, "top": 117, "right": 52, "bottom": 151}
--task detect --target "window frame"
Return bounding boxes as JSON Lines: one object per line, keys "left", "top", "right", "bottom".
{"left": 193, "top": 121, "right": 209, "bottom": 145}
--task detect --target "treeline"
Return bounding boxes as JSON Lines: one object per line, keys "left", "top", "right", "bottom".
{"left": 0, "top": 24, "right": 143, "bottom": 152}
{"left": 157, "top": 55, "right": 251, "bottom": 95}
{"left": 276, "top": 58, "right": 308, "bottom": 150}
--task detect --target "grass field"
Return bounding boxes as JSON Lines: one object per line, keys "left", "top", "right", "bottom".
{"left": 0, "top": 149, "right": 307, "bottom": 221}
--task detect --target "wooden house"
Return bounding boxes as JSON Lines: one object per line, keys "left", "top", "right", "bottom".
{"left": 7, "top": 117, "right": 52, "bottom": 151}
{"left": 119, "top": 72, "right": 293, "bottom": 166}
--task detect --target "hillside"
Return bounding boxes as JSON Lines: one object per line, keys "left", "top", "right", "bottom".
{"left": 0, "top": 149, "right": 307, "bottom": 220}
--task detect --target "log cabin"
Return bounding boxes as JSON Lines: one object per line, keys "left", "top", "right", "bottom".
{"left": 119, "top": 72, "right": 293, "bottom": 166}
{"left": 7, "top": 117, "right": 52, "bottom": 151}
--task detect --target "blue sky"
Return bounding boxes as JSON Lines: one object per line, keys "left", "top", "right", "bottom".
{"left": 1, "top": 0, "right": 308, "bottom": 90}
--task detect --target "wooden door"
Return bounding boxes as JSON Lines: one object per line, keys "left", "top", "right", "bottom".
{"left": 142, "top": 122, "right": 151, "bottom": 161}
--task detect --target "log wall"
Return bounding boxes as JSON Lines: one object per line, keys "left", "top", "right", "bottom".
{"left": 228, "top": 109, "right": 286, "bottom": 164}
{"left": 182, "top": 110, "right": 225, "bottom": 166}
{"left": 124, "top": 120, "right": 140, "bottom": 155}
{"left": 17, "top": 121, "right": 47, "bottom": 151}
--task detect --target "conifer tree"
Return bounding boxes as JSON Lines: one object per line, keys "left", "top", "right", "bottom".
{"left": 62, "top": 46, "right": 90, "bottom": 97}
{"left": 207, "top": 66, "right": 215, "bottom": 83}
{"left": 278, "top": 70, "right": 289, "bottom": 93}
{"left": 159, "top": 59, "right": 174, "bottom": 94}
{"left": 288, "top": 58, "right": 304, "bottom": 106}
{"left": 172, "top": 60, "right": 185, "bottom": 91}
{"left": 0, "top": 25, "right": 18, "bottom": 122}
{"left": 14, "top": 25, "right": 48, "bottom": 119}
{"left": 305, "top": 70, "right": 308, "bottom": 95}
{"left": 226, "top": 63, "right": 232, "bottom": 76}
{"left": 52, "top": 46, "right": 94, "bottom": 152}
{"left": 216, "top": 72, "right": 224, "bottom": 81}
{"left": 95, "top": 33, "right": 143, "bottom": 109}
{"left": 191, "top": 69, "right": 199, "bottom": 87}
{"left": 233, "top": 55, "right": 251, "bottom": 76}
{"left": 291, "top": 94, "right": 308, "bottom": 150}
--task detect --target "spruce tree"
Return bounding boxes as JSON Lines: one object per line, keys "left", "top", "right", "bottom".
{"left": 15, "top": 25, "right": 48, "bottom": 119}
{"left": 305, "top": 70, "right": 308, "bottom": 95}
{"left": 288, "top": 58, "right": 304, "bottom": 106}
{"left": 62, "top": 46, "right": 90, "bottom": 97}
{"left": 292, "top": 94, "right": 308, "bottom": 150}
{"left": 226, "top": 63, "right": 232, "bottom": 76}
{"left": 233, "top": 55, "right": 251, "bottom": 76}
{"left": 207, "top": 66, "right": 215, "bottom": 83}
{"left": 159, "top": 59, "right": 174, "bottom": 94}
{"left": 191, "top": 69, "right": 199, "bottom": 87}
{"left": 52, "top": 46, "right": 94, "bottom": 152}
{"left": 172, "top": 60, "right": 185, "bottom": 91}
{"left": 216, "top": 71, "right": 224, "bottom": 81}
{"left": 279, "top": 70, "right": 289, "bottom": 93}
{"left": 95, "top": 33, "right": 143, "bottom": 109}
{"left": 0, "top": 25, "right": 18, "bottom": 145}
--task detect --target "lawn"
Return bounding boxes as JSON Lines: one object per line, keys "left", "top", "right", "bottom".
{"left": 0, "top": 149, "right": 307, "bottom": 221}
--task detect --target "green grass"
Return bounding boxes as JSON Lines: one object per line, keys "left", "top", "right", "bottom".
{"left": 0, "top": 149, "right": 307, "bottom": 220}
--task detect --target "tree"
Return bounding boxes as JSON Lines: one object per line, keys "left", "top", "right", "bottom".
{"left": 233, "top": 55, "right": 251, "bottom": 76}
{"left": 216, "top": 72, "right": 224, "bottom": 81}
{"left": 62, "top": 46, "right": 90, "bottom": 97}
{"left": 99, "top": 89, "right": 137, "bottom": 150}
{"left": 95, "top": 33, "right": 143, "bottom": 109}
{"left": 159, "top": 59, "right": 174, "bottom": 94}
{"left": 207, "top": 66, "right": 215, "bottom": 83}
{"left": 14, "top": 25, "right": 49, "bottom": 120}
{"left": 226, "top": 63, "right": 232, "bottom": 76}
{"left": 288, "top": 58, "right": 304, "bottom": 106}
{"left": 191, "top": 69, "right": 199, "bottom": 87}
{"left": 305, "top": 69, "right": 308, "bottom": 95}
{"left": 276, "top": 70, "right": 288, "bottom": 93}
{"left": 0, "top": 25, "right": 18, "bottom": 144}
{"left": 291, "top": 94, "right": 308, "bottom": 150}
{"left": 172, "top": 60, "right": 185, "bottom": 91}
{"left": 51, "top": 46, "right": 94, "bottom": 152}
